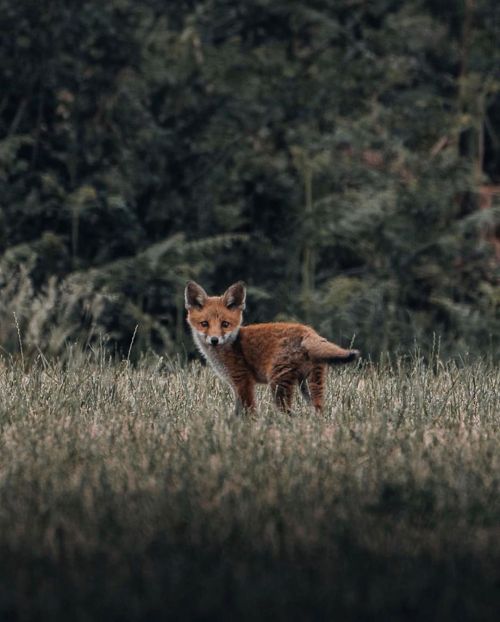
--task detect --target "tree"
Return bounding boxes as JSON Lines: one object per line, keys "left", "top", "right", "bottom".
{"left": 0, "top": 0, "right": 498, "bottom": 359}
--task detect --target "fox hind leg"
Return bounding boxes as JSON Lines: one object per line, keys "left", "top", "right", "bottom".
{"left": 308, "top": 364, "right": 326, "bottom": 412}
{"left": 270, "top": 377, "right": 295, "bottom": 413}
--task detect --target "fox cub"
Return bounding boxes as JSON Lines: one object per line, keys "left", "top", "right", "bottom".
{"left": 185, "top": 281, "right": 359, "bottom": 414}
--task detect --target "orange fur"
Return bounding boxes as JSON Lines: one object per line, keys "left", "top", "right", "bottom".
{"left": 185, "top": 281, "right": 360, "bottom": 414}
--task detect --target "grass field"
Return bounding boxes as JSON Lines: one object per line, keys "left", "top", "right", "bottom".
{"left": 0, "top": 349, "right": 499, "bottom": 621}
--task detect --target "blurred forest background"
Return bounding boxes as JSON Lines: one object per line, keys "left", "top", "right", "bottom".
{"left": 0, "top": 0, "right": 499, "bottom": 360}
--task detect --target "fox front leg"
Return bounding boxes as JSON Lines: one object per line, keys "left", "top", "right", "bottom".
{"left": 233, "top": 379, "right": 256, "bottom": 415}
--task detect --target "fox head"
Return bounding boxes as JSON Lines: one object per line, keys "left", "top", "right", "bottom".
{"left": 185, "top": 281, "right": 246, "bottom": 346}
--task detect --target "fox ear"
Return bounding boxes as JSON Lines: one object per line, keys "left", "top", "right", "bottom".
{"left": 222, "top": 281, "right": 246, "bottom": 310}
{"left": 185, "top": 281, "right": 208, "bottom": 309}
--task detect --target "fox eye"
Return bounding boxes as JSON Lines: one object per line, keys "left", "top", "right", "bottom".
{"left": 200, "top": 321, "right": 209, "bottom": 328}
{"left": 221, "top": 321, "right": 230, "bottom": 328}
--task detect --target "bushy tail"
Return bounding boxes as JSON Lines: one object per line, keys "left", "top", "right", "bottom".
{"left": 302, "top": 334, "right": 360, "bottom": 365}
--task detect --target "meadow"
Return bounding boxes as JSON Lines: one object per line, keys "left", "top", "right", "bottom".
{"left": 0, "top": 349, "right": 499, "bottom": 621}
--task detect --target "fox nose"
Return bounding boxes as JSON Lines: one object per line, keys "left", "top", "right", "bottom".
{"left": 210, "top": 337, "right": 219, "bottom": 345}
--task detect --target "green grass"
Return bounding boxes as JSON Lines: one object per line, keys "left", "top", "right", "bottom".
{"left": 0, "top": 350, "right": 499, "bottom": 621}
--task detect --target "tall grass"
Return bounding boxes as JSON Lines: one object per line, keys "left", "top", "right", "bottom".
{"left": 0, "top": 350, "right": 499, "bottom": 621}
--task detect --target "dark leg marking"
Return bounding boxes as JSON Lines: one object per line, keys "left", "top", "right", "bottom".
{"left": 299, "top": 378, "right": 312, "bottom": 404}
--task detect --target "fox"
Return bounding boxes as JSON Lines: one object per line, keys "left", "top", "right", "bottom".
{"left": 185, "top": 280, "right": 360, "bottom": 415}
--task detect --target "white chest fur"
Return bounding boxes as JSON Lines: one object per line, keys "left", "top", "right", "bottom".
{"left": 192, "top": 331, "right": 234, "bottom": 388}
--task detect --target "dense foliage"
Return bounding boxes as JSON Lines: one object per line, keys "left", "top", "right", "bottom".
{"left": 0, "top": 0, "right": 499, "bottom": 358}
